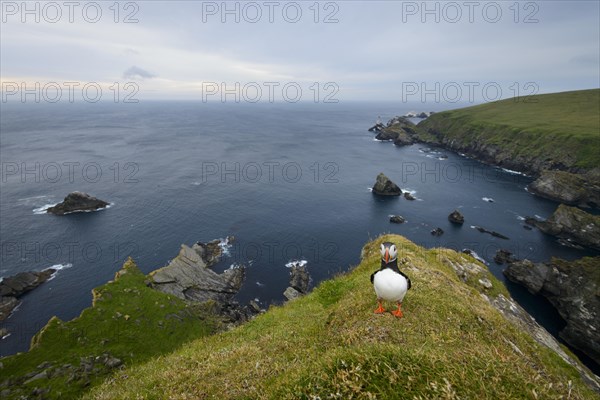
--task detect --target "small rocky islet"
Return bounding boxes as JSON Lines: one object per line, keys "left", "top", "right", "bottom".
{"left": 46, "top": 192, "right": 110, "bottom": 215}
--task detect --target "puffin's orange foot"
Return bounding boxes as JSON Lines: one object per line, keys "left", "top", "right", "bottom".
{"left": 374, "top": 302, "right": 385, "bottom": 314}
{"left": 392, "top": 303, "right": 404, "bottom": 318}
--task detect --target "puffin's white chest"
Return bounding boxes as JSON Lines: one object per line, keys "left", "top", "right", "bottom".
{"left": 373, "top": 268, "right": 408, "bottom": 302}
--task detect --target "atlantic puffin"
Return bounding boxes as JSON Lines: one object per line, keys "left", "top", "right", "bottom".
{"left": 370, "top": 242, "right": 412, "bottom": 317}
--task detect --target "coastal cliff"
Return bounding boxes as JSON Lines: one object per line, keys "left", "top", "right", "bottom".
{"left": 2, "top": 237, "right": 598, "bottom": 399}
{"left": 4, "top": 235, "right": 596, "bottom": 399}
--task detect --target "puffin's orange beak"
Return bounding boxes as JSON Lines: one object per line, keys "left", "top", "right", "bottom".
{"left": 384, "top": 248, "right": 390, "bottom": 263}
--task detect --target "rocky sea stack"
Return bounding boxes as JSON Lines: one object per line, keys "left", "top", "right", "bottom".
{"left": 46, "top": 192, "right": 109, "bottom": 215}
{"left": 448, "top": 210, "right": 465, "bottom": 225}
{"left": 372, "top": 173, "right": 401, "bottom": 196}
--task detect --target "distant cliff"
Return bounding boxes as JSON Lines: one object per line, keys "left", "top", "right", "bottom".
{"left": 417, "top": 89, "right": 600, "bottom": 176}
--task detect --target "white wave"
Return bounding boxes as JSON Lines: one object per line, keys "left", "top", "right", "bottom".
{"left": 45, "top": 263, "right": 73, "bottom": 281}
{"left": 35, "top": 203, "right": 113, "bottom": 215}
{"left": 228, "top": 263, "right": 243, "bottom": 270}
{"left": 517, "top": 215, "right": 525, "bottom": 221}
{"left": 534, "top": 214, "right": 543, "bottom": 220}
{"left": 1, "top": 332, "right": 11, "bottom": 340}
{"left": 218, "top": 237, "right": 233, "bottom": 256}
{"left": 462, "top": 249, "right": 488, "bottom": 265}
{"left": 470, "top": 225, "right": 477, "bottom": 229}
{"left": 285, "top": 260, "right": 307, "bottom": 268}
{"left": 256, "top": 281, "right": 265, "bottom": 287}
{"left": 501, "top": 167, "right": 528, "bottom": 176}
{"left": 482, "top": 197, "right": 495, "bottom": 203}
{"left": 367, "top": 187, "right": 373, "bottom": 192}
{"left": 33, "top": 203, "right": 58, "bottom": 214}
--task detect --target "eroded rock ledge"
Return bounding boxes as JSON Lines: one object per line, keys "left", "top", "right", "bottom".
{"left": 148, "top": 238, "right": 258, "bottom": 324}
{"left": 0, "top": 269, "right": 56, "bottom": 322}
{"left": 501, "top": 252, "right": 600, "bottom": 369}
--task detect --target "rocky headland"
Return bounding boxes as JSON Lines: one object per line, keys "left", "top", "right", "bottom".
{"left": 526, "top": 205, "right": 600, "bottom": 251}
{"left": 0, "top": 269, "right": 56, "bottom": 322}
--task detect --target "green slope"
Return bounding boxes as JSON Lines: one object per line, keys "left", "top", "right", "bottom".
{"left": 83, "top": 235, "right": 597, "bottom": 399}
{"left": 418, "top": 89, "right": 600, "bottom": 172}
{"left": 0, "top": 259, "right": 220, "bottom": 399}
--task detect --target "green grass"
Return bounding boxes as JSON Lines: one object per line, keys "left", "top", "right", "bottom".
{"left": 418, "top": 89, "right": 600, "bottom": 170}
{"left": 0, "top": 258, "right": 220, "bottom": 399}
{"left": 81, "top": 235, "right": 597, "bottom": 399}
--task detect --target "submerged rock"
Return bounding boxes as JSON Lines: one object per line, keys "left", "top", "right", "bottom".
{"left": 372, "top": 173, "right": 402, "bottom": 196}
{"left": 0, "top": 269, "right": 56, "bottom": 322}
{"left": 403, "top": 192, "right": 416, "bottom": 201}
{"left": 494, "top": 249, "right": 516, "bottom": 265}
{"left": 389, "top": 215, "right": 405, "bottom": 224}
{"left": 430, "top": 227, "right": 444, "bottom": 236}
{"left": 504, "top": 256, "right": 600, "bottom": 366}
{"left": 448, "top": 210, "right": 464, "bottom": 225}
{"left": 47, "top": 192, "right": 109, "bottom": 215}
{"left": 473, "top": 226, "right": 509, "bottom": 240}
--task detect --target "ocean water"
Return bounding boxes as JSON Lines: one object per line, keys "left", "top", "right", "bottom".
{"left": 1, "top": 101, "right": 598, "bottom": 365}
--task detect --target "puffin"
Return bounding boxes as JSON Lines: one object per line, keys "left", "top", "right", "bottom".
{"left": 370, "top": 242, "right": 412, "bottom": 317}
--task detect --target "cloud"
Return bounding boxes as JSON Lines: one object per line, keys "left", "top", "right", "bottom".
{"left": 123, "top": 66, "right": 156, "bottom": 80}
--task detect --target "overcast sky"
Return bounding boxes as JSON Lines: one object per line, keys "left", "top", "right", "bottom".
{"left": 1, "top": 1, "right": 599, "bottom": 102}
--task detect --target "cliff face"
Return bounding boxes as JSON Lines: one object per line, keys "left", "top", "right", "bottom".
{"left": 504, "top": 256, "right": 600, "bottom": 366}
{"left": 417, "top": 89, "right": 600, "bottom": 176}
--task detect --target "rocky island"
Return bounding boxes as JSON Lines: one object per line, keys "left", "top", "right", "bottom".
{"left": 46, "top": 192, "right": 110, "bottom": 215}
{"left": 371, "top": 173, "right": 402, "bottom": 196}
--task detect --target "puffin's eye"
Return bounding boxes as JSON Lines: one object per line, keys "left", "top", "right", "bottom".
{"left": 389, "top": 245, "right": 398, "bottom": 259}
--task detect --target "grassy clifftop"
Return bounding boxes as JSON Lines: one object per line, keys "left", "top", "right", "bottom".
{"left": 418, "top": 89, "right": 600, "bottom": 173}
{"left": 83, "top": 235, "right": 597, "bottom": 399}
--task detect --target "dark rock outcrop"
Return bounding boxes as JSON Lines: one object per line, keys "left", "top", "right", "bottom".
{"left": 284, "top": 262, "right": 311, "bottom": 301}
{"left": 528, "top": 170, "right": 600, "bottom": 208}
{"left": 473, "top": 226, "right": 509, "bottom": 240}
{"left": 430, "top": 227, "right": 444, "bottom": 236}
{"left": 148, "top": 238, "right": 258, "bottom": 325}
{"left": 0, "top": 269, "right": 56, "bottom": 322}
{"left": 403, "top": 192, "right": 416, "bottom": 201}
{"left": 448, "top": 210, "right": 464, "bottom": 225}
{"left": 504, "top": 256, "right": 600, "bottom": 366}
{"left": 494, "top": 249, "right": 516, "bottom": 265}
{"left": 372, "top": 173, "right": 401, "bottom": 196}
{"left": 149, "top": 241, "right": 243, "bottom": 303}
{"left": 373, "top": 117, "right": 418, "bottom": 147}
{"left": 47, "top": 192, "right": 109, "bottom": 215}
{"left": 389, "top": 215, "right": 405, "bottom": 224}
{"left": 528, "top": 205, "right": 600, "bottom": 250}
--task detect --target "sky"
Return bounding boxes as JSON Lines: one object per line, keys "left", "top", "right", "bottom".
{"left": 1, "top": 0, "right": 599, "bottom": 103}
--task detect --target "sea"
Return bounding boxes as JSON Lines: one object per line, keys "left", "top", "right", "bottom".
{"left": 1, "top": 101, "right": 598, "bottom": 371}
